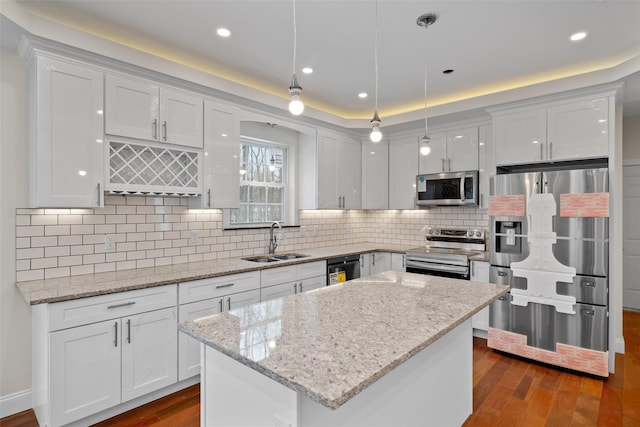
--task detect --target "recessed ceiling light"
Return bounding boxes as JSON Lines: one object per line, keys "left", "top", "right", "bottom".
{"left": 217, "top": 28, "right": 231, "bottom": 38}
{"left": 302, "top": 67, "right": 313, "bottom": 74}
{"left": 442, "top": 69, "right": 454, "bottom": 74}
{"left": 358, "top": 92, "right": 368, "bottom": 98}
{"left": 570, "top": 31, "right": 587, "bottom": 41}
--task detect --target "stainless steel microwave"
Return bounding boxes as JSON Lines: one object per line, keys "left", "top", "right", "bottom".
{"left": 416, "top": 171, "right": 478, "bottom": 207}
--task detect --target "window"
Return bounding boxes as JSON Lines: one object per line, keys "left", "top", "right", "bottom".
{"left": 228, "top": 138, "right": 287, "bottom": 225}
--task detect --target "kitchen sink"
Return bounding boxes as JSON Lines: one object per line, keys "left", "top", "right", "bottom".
{"left": 272, "top": 253, "right": 310, "bottom": 260}
{"left": 243, "top": 253, "right": 310, "bottom": 263}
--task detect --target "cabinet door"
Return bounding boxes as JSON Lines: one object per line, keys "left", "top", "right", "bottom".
{"left": 178, "top": 298, "right": 222, "bottom": 381}
{"left": 316, "top": 133, "right": 339, "bottom": 208}
{"left": 547, "top": 98, "right": 609, "bottom": 160}
{"left": 419, "top": 132, "right": 447, "bottom": 174}
{"left": 389, "top": 137, "right": 418, "bottom": 209}
{"left": 299, "top": 275, "right": 326, "bottom": 292}
{"left": 34, "top": 57, "right": 104, "bottom": 208}
{"left": 391, "top": 253, "right": 406, "bottom": 272}
{"left": 448, "top": 127, "right": 479, "bottom": 172}
{"left": 360, "top": 254, "right": 370, "bottom": 278}
{"left": 50, "top": 320, "right": 121, "bottom": 426}
{"left": 339, "top": 138, "right": 362, "bottom": 209}
{"left": 105, "top": 74, "right": 159, "bottom": 141}
{"left": 494, "top": 109, "right": 546, "bottom": 165}
{"left": 370, "top": 252, "right": 392, "bottom": 275}
{"left": 159, "top": 88, "right": 203, "bottom": 148}
{"left": 362, "top": 140, "right": 388, "bottom": 209}
{"left": 199, "top": 100, "right": 240, "bottom": 208}
{"left": 471, "top": 261, "right": 490, "bottom": 333}
{"left": 225, "top": 289, "right": 261, "bottom": 311}
{"left": 261, "top": 282, "right": 297, "bottom": 301}
{"left": 478, "top": 125, "right": 492, "bottom": 210}
{"left": 121, "top": 308, "right": 177, "bottom": 402}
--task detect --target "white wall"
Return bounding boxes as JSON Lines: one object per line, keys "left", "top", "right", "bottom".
{"left": 0, "top": 48, "right": 31, "bottom": 415}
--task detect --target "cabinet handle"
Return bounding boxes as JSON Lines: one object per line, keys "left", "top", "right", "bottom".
{"left": 219, "top": 298, "right": 223, "bottom": 312}
{"left": 448, "top": 158, "right": 451, "bottom": 171}
{"left": 471, "top": 262, "right": 475, "bottom": 277}
{"left": 152, "top": 119, "right": 158, "bottom": 139}
{"left": 441, "top": 158, "right": 445, "bottom": 172}
{"left": 227, "top": 297, "right": 231, "bottom": 311}
{"left": 293, "top": 283, "right": 298, "bottom": 294}
{"left": 215, "top": 283, "right": 234, "bottom": 289}
{"left": 107, "top": 301, "right": 136, "bottom": 309}
{"left": 127, "top": 319, "right": 131, "bottom": 344}
{"left": 372, "top": 253, "right": 376, "bottom": 266}
{"left": 540, "top": 144, "right": 543, "bottom": 160}
{"left": 96, "top": 183, "right": 101, "bottom": 207}
{"left": 298, "top": 283, "right": 302, "bottom": 293}
{"left": 549, "top": 141, "right": 553, "bottom": 159}
{"left": 402, "top": 255, "right": 405, "bottom": 269}
{"left": 162, "top": 121, "right": 167, "bottom": 141}
{"left": 114, "top": 322, "right": 118, "bottom": 347}
{"left": 207, "top": 189, "right": 211, "bottom": 208}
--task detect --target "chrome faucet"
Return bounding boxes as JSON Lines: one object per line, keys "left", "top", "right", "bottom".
{"left": 269, "top": 221, "right": 282, "bottom": 255}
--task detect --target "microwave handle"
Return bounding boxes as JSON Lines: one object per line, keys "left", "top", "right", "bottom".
{"left": 460, "top": 176, "right": 465, "bottom": 201}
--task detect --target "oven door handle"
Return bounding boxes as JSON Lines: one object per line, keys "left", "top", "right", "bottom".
{"left": 406, "top": 257, "right": 468, "bottom": 266}
{"left": 405, "top": 260, "right": 469, "bottom": 274}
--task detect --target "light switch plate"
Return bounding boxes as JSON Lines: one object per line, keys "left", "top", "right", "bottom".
{"left": 300, "top": 226, "right": 307, "bottom": 237}
{"left": 104, "top": 235, "right": 115, "bottom": 251}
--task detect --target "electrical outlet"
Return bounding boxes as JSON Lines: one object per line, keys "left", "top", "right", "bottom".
{"left": 300, "top": 225, "right": 307, "bottom": 237}
{"left": 190, "top": 230, "right": 199, "bottom": 243}
{"left": 104, "top": 235, "right": 115, "bottom": 251}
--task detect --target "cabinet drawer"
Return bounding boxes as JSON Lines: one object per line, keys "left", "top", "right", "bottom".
{"left": 179, "top": 271, "right": 260, "bottom": 304}
{"left": 49, "top": 285, "right": 177, "bottom": 332}
{"left": 260, "top": 265, "right": 297, "bottom": 287}
{"left": 296, "top": 260, "right": 326, "bottom": 280}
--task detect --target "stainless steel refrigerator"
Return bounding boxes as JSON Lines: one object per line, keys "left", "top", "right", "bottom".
{"left": 489, "top": 167, "right": 609, "bottom": 359}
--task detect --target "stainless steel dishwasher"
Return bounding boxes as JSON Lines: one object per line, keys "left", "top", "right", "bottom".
{"left": 326, "top": 255, "right": 360, "bottom": 285}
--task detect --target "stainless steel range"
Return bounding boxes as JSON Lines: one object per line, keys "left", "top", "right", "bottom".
{"left": 405, "top": 227, "right": 486, "bottom": 280}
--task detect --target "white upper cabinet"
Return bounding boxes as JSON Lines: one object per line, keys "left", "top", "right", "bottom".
{"left": 478, "top": 124, "right": 493, "bottom": 210}
{"left": 31, "top": 56, "right": 104, "bottom": 208}
{"left": 389, "top": 136, "right": 419, "bottom": 209}
{"left": 493, "top": 95, "right": 611, "bottom": 166}
{"left": 190, "top": 100, "right": 240, "bottom": 209}
{"left": 314, "top": 131, "right": 362, "bottom": 209}
{"left": 419, "top": 127, "right": 479, "bottom": 174}
{"left": 546, "top": 98, "right": 609, "bottom": 160}
{"left": 105, "top": 74, "right": 203, "bottom": 148}
{"left": 362, "top": 139, "right": 389, "bottom": 209}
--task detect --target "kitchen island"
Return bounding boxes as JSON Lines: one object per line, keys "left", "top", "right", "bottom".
{"left": 179, "top": 271, "right": 509, "bottom": 427}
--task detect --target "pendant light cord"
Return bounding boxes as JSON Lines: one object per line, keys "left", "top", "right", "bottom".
{"left": 423, "top": 24, "right": 428, "bottom": 136}
{"left": 374, "top": 0, "right": 379, "bottom": 113}
{"left": 292, "top": 0, "right": 297, "bottom": 76}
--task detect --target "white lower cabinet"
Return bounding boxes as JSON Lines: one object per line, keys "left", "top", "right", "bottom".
{"left": 177, "top": 272, "right": 261, "bottom": 381}
{"left": 391, "top": 253, "right": 406, "bottom": 272}
{"left": 360, "top": 254, "right": 370, "bottom": 278}
{"left": 36, "top": 285, "right": 178, "bottom": 427}
{"left": 470, "top": 261, "right": 490, "bottom": 336}
{"left": 369, "top": 252, "right": 392, "bottom": 275}
{"left": 260, "top": 261, "right": 326, "bottom": 302}
{"left": 360, "top": 252, "right": 405, "bottom": 277}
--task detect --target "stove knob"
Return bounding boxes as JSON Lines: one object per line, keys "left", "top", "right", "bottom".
{"left": 426, "top": 228, "right": 433, "bottom": 235}
{"left": 475, "top": 231, "right": 482, "bottom": 238}
{"left": 467, "top": 230, "right": 474, "bottom": 237}
{"left": 434, "top": 229, "right": 440, "bottom": 235}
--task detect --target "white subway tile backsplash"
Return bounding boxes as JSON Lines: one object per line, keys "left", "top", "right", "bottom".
{"left": 16, "top": 196, "right": 489, "bottom": 281}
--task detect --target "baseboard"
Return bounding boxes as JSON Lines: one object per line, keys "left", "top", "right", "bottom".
{"left": 615, "top": 337, "right": 625, "bottom": 354}
{"left": 0, "top": 388, "right": 32, "bottom": 419}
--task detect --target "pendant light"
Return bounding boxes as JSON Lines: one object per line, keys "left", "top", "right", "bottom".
{"left": 369, "top": 0, "right": 382, "bottom": 143}
{"left": 288, "top": 0, "right": 304, "bottom": 115}
{"left": 417, "top": 13, "right": 437, "bottom": 156}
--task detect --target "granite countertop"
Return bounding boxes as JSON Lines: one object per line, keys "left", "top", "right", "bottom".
{"left": 179, "top": 271, "right": 509, "bottom": 410}
{"left": 16, "top": 243, "right": 412, "bottom": 305}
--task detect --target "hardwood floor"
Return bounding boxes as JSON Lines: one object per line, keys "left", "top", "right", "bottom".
{"left": 2, "top": 310, "right": 639, "bottom": 427}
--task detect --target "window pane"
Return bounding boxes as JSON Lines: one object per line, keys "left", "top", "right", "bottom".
{"left": 267, "top": 205, "right": 281, "bottom": 222}
{"left": 249, "top": 205, "right": 266, "bottom": 223}
{"left": 267, "top": 187, "right": 283, "bottom": 204}
{"left": 231, "top": 205, "right": 248, "bottom": 223}
{"left": 249, "top": 186, "right": 266, "bottom": 203}
{"left": 240, "top": 185, "right": 249, "bottom": 202}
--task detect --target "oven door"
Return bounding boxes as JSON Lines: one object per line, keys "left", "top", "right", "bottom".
{"left": 405, "top": 259, "right": 469, "bottom": 280}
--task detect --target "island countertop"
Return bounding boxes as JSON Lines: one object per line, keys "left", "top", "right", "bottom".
{"left": 179, "top": 271, "right": 509, "bottom": 410}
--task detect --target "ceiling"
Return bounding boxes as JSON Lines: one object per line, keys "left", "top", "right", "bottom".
{"left": 5, "top": 0, "right": 640, "bottom": 121}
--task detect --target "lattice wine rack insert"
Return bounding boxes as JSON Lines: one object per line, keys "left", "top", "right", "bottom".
{"left": 108, "top": 141, "right": 201, "bottom": 195}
